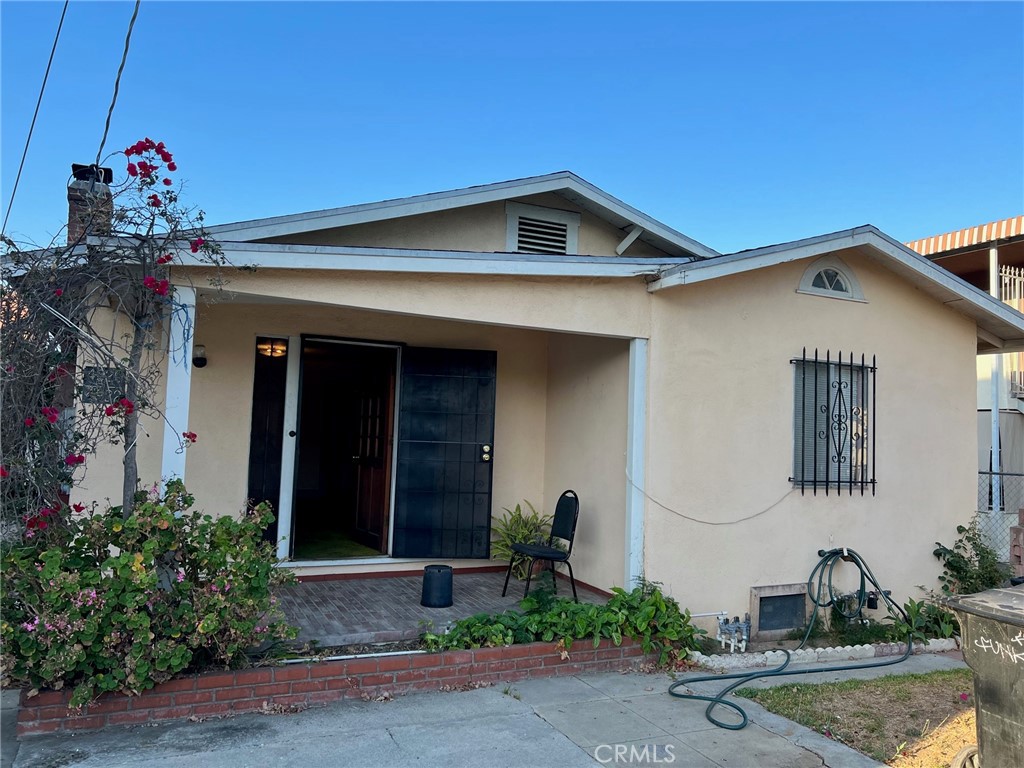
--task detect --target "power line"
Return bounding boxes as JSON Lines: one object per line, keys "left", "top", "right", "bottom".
{"left": 93, "top": 0, "right": 141, "bottom": 172}
{"left": 1, "top": 0, "right": 70, "bottom": 239}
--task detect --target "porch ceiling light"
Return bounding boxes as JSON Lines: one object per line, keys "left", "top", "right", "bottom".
{"left": 257, "top": 339, "right": 287, "bottom": 358}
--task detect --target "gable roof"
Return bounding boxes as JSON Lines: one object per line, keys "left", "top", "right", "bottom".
{"left": 206, "top": 171, "right": 719, "bottom": 261}
{"left": 650, "top": 225, "right": 1024, "bottom": 354}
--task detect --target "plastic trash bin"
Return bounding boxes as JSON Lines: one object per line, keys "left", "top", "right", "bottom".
{"left": 421, "top": 565, "right": 453, "bottom": 608}
{"left": 942, "top": 585, "right": 1024, "bottom": 768}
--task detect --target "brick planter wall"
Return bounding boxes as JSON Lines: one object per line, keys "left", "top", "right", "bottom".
{"left": 17, "top": 637, "right": 657, "bottom": 737}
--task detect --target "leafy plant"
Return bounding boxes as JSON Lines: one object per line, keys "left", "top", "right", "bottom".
{"left": 886, "top": 598, "right": 958, "bottom": 644}
{"left": 422, "top": 581, "right": 705, "bottom": 666}
{"left": 933, "top": 521, "right": 1010, "bottom": 596}
{"left": 0, "top": 481, "right": 297, "bottom": 708}
{"left": 490, "top": 501, "right": 561, "bottom": 580}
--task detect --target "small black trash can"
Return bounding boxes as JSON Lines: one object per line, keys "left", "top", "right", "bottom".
{"left": 421, "top": 565, "right": 453, "bottom": 608}
{"left": 942, "top": 585, "right": 1024, "bottom": 768}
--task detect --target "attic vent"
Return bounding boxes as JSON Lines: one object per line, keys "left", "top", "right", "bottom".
{"left": 518, "top": 216, "right": 569, "bottom": 254}
{"left": 506, "top": 202, "right": 581, "bottom": 255}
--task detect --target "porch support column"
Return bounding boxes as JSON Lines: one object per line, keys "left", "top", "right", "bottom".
{"left": 275, "top": 336, "right": 302, "bottom": 561}
{"left": 625, "top": 337, "right": 648, "bottom": 587}
{"left": 989, "top": 246, "right": 1002, "bottom": 512}
{"left": 161, "top": 285, "right": 196, "bottom": 487}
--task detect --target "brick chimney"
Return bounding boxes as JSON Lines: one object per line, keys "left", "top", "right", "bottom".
{"left": 67, "top": 163, "right": 113, "bottom": 245}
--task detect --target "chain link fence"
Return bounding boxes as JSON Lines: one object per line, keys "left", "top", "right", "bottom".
{"left": 976, "top": 471, "right": 1024, "bottom": 562}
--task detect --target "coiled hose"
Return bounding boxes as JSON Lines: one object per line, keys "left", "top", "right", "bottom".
{"left": 668, "top": 547, "right": 914, "bottom": 730}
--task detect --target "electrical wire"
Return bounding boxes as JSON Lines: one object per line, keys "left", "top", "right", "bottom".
{"left": 626, "top": 469, "right": 795, "bottom": 526}
{"left": 668, "top": 547, "right": 914, "bottom": 730}
{"left": 93, "top": 0, "right": 141, "bottom": 173}
{"left": 1, "top": 0, "right": 70, "bottom": 238}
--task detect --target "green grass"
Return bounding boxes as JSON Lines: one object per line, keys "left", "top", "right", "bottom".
{"left": 735, "top": 669, "right": 974, "bottom": 763}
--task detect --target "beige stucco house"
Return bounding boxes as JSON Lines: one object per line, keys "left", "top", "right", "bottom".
{"left": 77, "top": 172, "right": 1024, "bottom": 636}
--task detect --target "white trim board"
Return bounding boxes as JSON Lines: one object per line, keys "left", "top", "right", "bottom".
{"left": 205, "top": 171, "right": 720, "bottom": 261}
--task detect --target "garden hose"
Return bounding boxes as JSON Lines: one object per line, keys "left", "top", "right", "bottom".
{"left": 668, "top": 547, "right": 914, "bottom": 730}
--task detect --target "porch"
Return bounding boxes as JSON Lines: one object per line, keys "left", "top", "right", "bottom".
{"left": 275, "top": 570, "right": 609, "bottom": 648}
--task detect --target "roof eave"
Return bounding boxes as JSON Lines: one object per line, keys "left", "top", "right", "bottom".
{"left": 649, "top": 225, "right": 1024, "bottom": 353}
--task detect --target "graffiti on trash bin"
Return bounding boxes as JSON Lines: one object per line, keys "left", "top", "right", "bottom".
{"left": 974, "top": 633, "right": 1024, "bottom": 664}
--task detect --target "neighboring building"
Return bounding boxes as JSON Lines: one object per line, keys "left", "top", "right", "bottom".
{"left": 906, "top": 216, "right": 1024, "bottom": 559}
{"left": 76, "top": 173, "right": 1024, "bottom": 637}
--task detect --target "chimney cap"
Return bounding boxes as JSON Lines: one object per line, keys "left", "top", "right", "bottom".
{"left": 71, "top": 163, "right": 113, "bottom": 184}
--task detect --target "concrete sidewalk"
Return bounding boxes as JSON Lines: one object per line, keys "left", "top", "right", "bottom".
{"left": 6, "top": 652, "right": 967, "bottom": 768}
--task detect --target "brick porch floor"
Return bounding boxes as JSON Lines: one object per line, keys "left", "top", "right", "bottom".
{"left": 276, "top": 569, "right": 608, "bottom": 647}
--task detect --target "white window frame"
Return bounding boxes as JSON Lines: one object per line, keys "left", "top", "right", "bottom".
{"left": 505, "top": 201, "right": 580, "bottom": 255}
{"left": 797, "top": 255, "right": 866, "bottom": 302}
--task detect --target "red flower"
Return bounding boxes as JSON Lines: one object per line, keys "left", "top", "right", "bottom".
{"left": 182, "top": 431, "right": 197, "bottom": 444}
{"left": 147, "top": 194, "right": 162, "bottom": 207}
{"left": 156, "top": 279, "right": 169, "bottom": 296}
{"left": 73, "top": 503, "right": 86, "bottom": 513}
{"left": 0, "top": 466, "right": 8, "bottom": 478}
{"left": 190, "top": 237, "right": 205, "bottom": 253}
{"left": 54, "top": 288, "right": 63, "bottom": 297}
{"left": 24, "top": 417, "right": 34, "bottom": 427}
{"left": 166, "top": 161, "right": 177, "bottom": 172}
{"left": 104, "top": 405, "right": 116, "bottom": 416}
{"left": 163, "top": 178, "right": 172, "bottom": 186}
{"left": 65, "top": 454, "right": 86, "bottom": 466}
{"left": 157, "top": 254, "right": 173, "bottom": 265}
{"left": 127, "top": 162, "right": 138, "bottom": 177}
{"left": 41, "top": 407, "right": 60, "bottom": 424}
{"left": 119, "top": 398, "right": 135, "bottom": 414}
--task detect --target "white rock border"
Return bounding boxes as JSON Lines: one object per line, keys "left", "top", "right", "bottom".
{"left": 690, "top": 638, "right": 960, "bottom": 672}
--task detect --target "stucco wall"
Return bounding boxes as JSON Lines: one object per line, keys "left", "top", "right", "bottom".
{"left": 643, "top": 249, "right": 978, "bottom": 631}
{"left": 197, "top": 269, "right": 651, "bottom": 339}
{"left": 255, "top": 192, "right": 671, "bottom": 258}
{"left": 543, "top": 334, "right": 630, "bottom": 590}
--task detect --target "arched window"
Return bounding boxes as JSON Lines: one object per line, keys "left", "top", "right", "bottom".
{"left": 798, "top": 256, "right": 865, "bottom": 302}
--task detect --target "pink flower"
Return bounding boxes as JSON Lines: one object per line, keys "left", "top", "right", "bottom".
{"left": 166, "top": 161, "right": 177, "bottom": 172}
{"left": 147, "top": 194, "right": 162, "bottom": 208}
{"left": 156, "top": 254, "right": 173, "bottom": 265}
{"left": 190, "top": 238, "right": 205, "bottom": 253}
{"left": 162, "top": 178, "right": 172, "bottom": 186}
{"left": 182, "top": 431, "right": 197, "bottom": 444}
{"left": 960, "top": 692, "right": 969, "bottom": 701}
{"left": 127, "top": 162, "right": 138, "bottom": 177}
{"left": 64, "top": 454, "right": 86, "bottom": 466}
{"left": 41, "top": 407, "right": 60, "bottom": 424}
{"left": 176, "top": 571, "right": 185, "bottom": 583}
{"left": 0, "top": 466, "right": 8, "bottom": 478}
{"left": 24, "top": 417, "right": 34, "bottom": 427}
{"left": 73, "top": 503, "right": 85, "bottom": 513}
{"left": 53, "top": 288, "right": 63, "bottom": 297}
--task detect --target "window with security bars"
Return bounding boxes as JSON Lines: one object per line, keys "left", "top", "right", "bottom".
{"left": 791, "top": 349, "right": 876, "bottom": 495}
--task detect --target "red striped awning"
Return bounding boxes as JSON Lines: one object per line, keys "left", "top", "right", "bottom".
{"left": 905, "top": 215, "right": 1024, "bottom": 256}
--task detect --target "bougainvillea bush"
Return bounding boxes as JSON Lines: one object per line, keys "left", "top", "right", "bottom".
{"left": 1, "top": 481, "right": 296, "bottom": 708}
{"left": 1, "top": 137, "right": 225, "bottom": 532}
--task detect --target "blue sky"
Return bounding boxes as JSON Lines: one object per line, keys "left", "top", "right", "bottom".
{"left": 2, "top": 1, "right": 1022, "bottom": 253}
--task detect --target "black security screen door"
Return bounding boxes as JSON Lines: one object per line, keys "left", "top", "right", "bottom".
{"left": 392, "top": 347, "right": 497, "bottom": 558}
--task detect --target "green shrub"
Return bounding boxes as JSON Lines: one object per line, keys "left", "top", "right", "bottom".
{"left": 490, "top": 501, "right": 561, "bottom": 580}
{"left": 0, "top": 481, "right": 296, "bottom": 707}
{"left": 422, "top": 581, "right": 704, "bottom": 665}
{"left": 886, "top": 597, "right": 958, "bottom": 644}
{"left": 933, "top": 520, "right": 1010, "bottom": 596}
